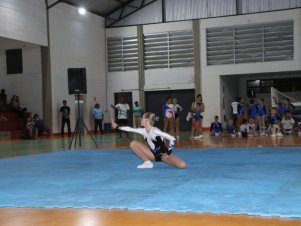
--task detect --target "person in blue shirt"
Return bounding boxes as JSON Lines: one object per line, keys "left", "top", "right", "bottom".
{"left": 210, "top": 115, "right": 223, "bottom": 136}
{"left": 93, "top": 103, "right": 103, "bottom": 134}
{"left": 237, "top": 98, "right": 245, "bottom": 130}
{"left": 277, "top": 98, "right": 292, "bottom": 119}
{"left": 256, "top": 98, "right": 266, "bottom": 135}
{"left": 162, "top": 97, "right": 174, "bottom": 135}
{"left": 248, "top": 99, "right": 258, "bottom": 120}
{"left": 268, "top": 108, "right": 283, "bottom": 137}
{"left": 226, "top": 119, "right": 235, "bottom": 136}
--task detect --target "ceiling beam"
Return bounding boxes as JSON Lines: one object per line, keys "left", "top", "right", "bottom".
{"left": 47, "top": 0, "right": 64, "bottom": 9}
{"left": 106, "top": 0, "right": 158, "bottom": 27}
{"left": 106, "top": 0, "right": 136, "bottom": 16}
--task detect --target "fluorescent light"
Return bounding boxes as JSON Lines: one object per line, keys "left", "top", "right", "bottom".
{"left": 78, "top": 7, "right": 86, "bottom": 15}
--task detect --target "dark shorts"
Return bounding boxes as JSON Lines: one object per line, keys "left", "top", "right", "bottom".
{"left": 117, "top": 119, "right": 128, "bottom": 125}
{"left": 151, "top": 146, "right": 172, "bottom": 162}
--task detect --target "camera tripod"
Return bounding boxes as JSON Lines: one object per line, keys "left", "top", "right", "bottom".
{"left": 69, "top": 92, "right": 98, "bottom": 149}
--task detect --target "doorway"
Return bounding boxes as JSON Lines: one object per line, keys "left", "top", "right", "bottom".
{"left": 145, "top": 89, "right": 195, "bottom": 131}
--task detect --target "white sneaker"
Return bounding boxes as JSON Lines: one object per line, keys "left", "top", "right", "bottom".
{"left": 195, "top": 135, "right": 203, "bottom": 139}
{"left": 298, "top": 132, "right": 301, "bottom": 136}
{"left": 176, "top": 135, "right": 180, "bottom": 139}
{"left": 238, "top": 132, "right": 241, "bottom": 137}
{"left": 137, "top": 161, "right": 153, "bottom": 169}
{"left": 276, "top": 132, "right": 283, "bottom": 137}
{"left": 270, "top": 133, "right": 276, "bottom": 137}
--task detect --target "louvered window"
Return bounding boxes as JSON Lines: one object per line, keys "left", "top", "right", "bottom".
{"left": 206, "top": 20, "right": 294, "bottom": 65}
{"left": 107, "top": 35, "right": 138, "bottom": 72}
{"left": 144, "top": 30, "right": 194, "bottom": 69}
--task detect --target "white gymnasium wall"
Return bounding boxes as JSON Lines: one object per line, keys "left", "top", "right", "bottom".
{"left": 106, "top": 21, "right": 195, "bottom": 119}
{"left": 48, "top": 3, "right": 106, "bottom": 133}
{"left": 0, "top": 0, "right": 47, "bottom": 118}
{"left": 0, "top": 0, "right": 47, "bottom": 46}
{"left": 143, "top": 21, "right": 195, "bottom": 91}
{"left": 106, "top": 26, "right": 139, "bottom": 120}
{"left": 200, "top": 9, "right": 301, "bottom": 127}
{"left": 0, "top": 40, "right": 43, "bottom": 116}
{"left": 144, "top": 21, "right": 195, "bottom": 90}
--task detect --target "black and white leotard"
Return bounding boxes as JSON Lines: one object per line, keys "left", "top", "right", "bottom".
{"left": 118, "top": 126, "right": 176, "bottom": 161}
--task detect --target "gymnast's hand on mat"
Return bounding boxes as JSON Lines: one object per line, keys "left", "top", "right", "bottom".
{"left": 111, "top": 119, "right": 118, "bottom": 129}
{"left": 160, "top": 153, "right": 170, "bottom": 161}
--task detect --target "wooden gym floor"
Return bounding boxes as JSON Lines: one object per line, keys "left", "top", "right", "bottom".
{"left": 0, "top": 132, "right": 301, "bottom": 226}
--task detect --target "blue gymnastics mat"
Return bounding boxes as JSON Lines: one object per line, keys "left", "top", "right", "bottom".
{"left": 0, "top": 147, "right": 301, "bottom": 218}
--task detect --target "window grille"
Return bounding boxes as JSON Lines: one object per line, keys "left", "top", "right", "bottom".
{"left": 107, "top": 35, "right": 138, "bottom": 72}
{"left": 144, "top": 30, "right": 194, "bottom": 69}
{"left": 206, "top": 20, "right": 294, "bottom": 65}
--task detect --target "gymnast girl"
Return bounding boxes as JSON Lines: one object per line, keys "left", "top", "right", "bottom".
{"left": 111, "top": 112, "right": 186, "bottom": 169}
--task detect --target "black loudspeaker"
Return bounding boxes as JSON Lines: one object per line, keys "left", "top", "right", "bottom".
{"left": 6, "top": 49, "right": 23, "bottom": 74}
{"left": 68, "top": 68, "right": 87, "bottom": 94}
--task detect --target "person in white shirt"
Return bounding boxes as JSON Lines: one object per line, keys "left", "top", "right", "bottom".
{"left": 281, "top": 112, "right": 295, "bottom": 135}
{"left": 231, "top": 97, "right": 240, "bottom": 130}
{"left": 111, "top": 96, "right": 130, "bottom": 138}
{"left": 247, "top": 117, "right": 257, "bottom": 136}
{"left": 239, "top": 118, "right": 249, "bottom": 137}
{"left": 111, "top": 112, "right": 186, "bottom": 169}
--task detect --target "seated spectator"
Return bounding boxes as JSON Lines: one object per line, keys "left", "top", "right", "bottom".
{"left": 210, "top": 115, "right": 222, "bottom": 136}
{"left": 268, "top": 108, "right": 283, "bottom": 137}
{"left": 298, "top": 122, "right": 301, "bottom": 136}
{"left": 226, "top": 119, "right": 235, "bottom": 136}
{"left": 247, "top": 117, "right": 257, "bottom": 136}
{"left": 10, "top": 95, "right": 27, "bottom": 119}
{"left": 239, "top": 118, "right": 249, "bottom": 137}
{"left": 0, "top": 114, "right": 8, "bottom": 121}
{"left": 33, "top": 114, "right": 45, "bottom": 137}
{"left": 281, "top": 112, "right": 295, "bottom": 135}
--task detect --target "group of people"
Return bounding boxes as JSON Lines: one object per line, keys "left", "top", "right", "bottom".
{"left": 0, "top": 89, "right": 27, "bottom": 119}
{"left": 230, "top": 97, "right": 301, "bottom": 137}
{"left": 0, "top": 88, "right": 47, "bottom": 139}
{"left": 24, "top": 113, "right": 46, "bottom": 139}
{"left": 163, "top": 94, "right": 205, "bottom": 140}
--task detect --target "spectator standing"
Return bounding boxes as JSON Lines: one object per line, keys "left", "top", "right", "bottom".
{"left": 171, "top": 97, "right": 183, "bottom": 139}
{"left": 60, "top": 100, "right": 71, "bottom": 137}
{"left": 162, "top": 97, "right": 174, "bottom": 136}
{"left": 278, "top": 98, "right": 292, "bottom": 119}
{"left": 231, "top": 97, "right": 240, "bottom": 130}
{"left": 256, "top": 98, "right": 266, "bottom": 135}
{"left": 226, "top": 119, "right": 235, "bottom": 136}
{"left": 237, "top": 98, "right": 245, "bottom": 130}
{"left": 133, "top": 101, "right": 143, "bottom": 128}
{"left": 0, "top": 89, "right": 7, "bottom": 110}
{"left": 93, "top": 103, "right": 103, "bottom": 134}
{"left": 111, "top": 96, "right": 130, "bottom": 138}
{"left": 190, "top": 94, "right": 205, "bottom": 139}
